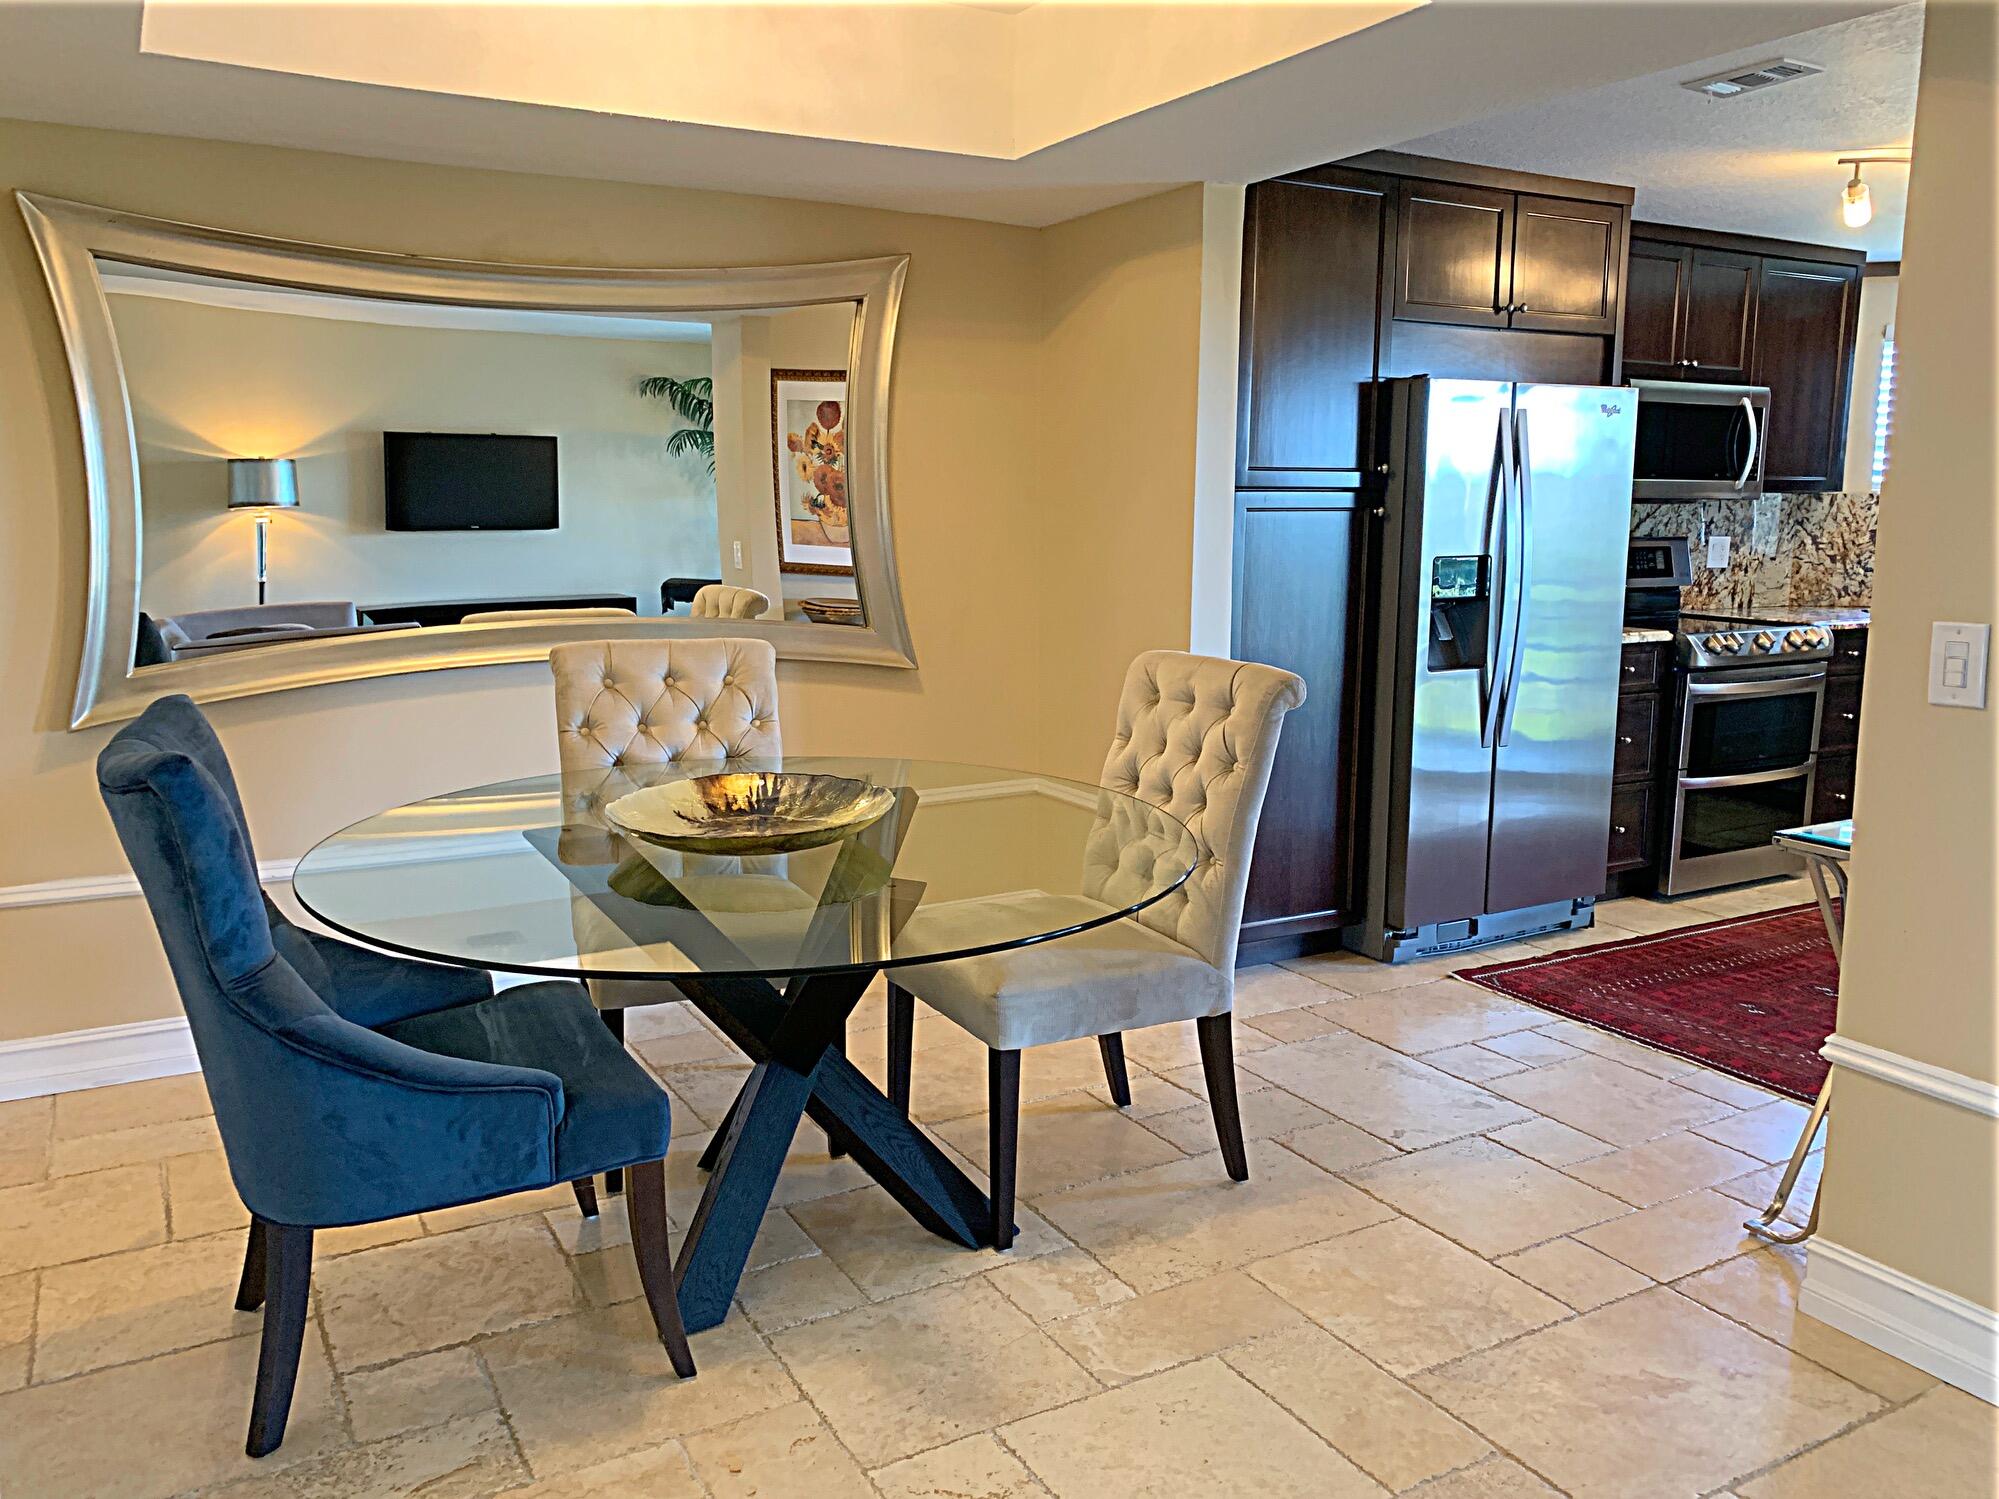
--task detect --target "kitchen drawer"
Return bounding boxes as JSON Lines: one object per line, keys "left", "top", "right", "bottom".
{"left": 1828, "top": 627, "right": 1868, "bottom": 676}
{"left": 1613, "top": 693, "right": 1658, "bottom": 781}
{"left": 1819, "top": 673, "right": 1863, "bottom": 753}
{"left": 1606, "top": 783, "right": 1654, "bottom": 872}
{"left": 1813, "top": 752, "right": 1856, "bottom": 821}
{"left": 1619, "top": 642, "right": 1665, "bottom": 693}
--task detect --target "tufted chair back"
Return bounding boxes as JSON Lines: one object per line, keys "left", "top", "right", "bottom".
{"left": 689, "top": 584, "right": 771, "bottom": 620}
{"left": 1084, "top": 651, "right": 1306, "bottom": 974}
{"left": 550, "top": 637, "right": 781, "bottom": 771}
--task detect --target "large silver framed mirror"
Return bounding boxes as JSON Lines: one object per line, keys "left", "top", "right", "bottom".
{"left": 19, "top": 193, "right": 913, "bottom": 729}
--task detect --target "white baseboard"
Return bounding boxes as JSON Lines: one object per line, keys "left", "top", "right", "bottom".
{"left": 0, "top": 1017, "right": 199, "bottom": 1102}
{"left": 1803, "top": 1238, "right": 1998, "bottom": 1405}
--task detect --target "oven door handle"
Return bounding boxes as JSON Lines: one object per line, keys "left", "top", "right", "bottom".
{"left": 1680, "top": 763, "right": 1815, "bottom": 791}
{"left": 1685, "top": 668, "right": 1826, "bottom": 698}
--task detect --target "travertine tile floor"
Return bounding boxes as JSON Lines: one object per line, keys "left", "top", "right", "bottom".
{"left": 3, "top": 875, "right": 1993, "bottom": 1497}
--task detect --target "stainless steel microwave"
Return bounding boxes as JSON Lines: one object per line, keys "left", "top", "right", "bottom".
{"left": 1629, "top": 380, "right": 1769, "bottom": 502}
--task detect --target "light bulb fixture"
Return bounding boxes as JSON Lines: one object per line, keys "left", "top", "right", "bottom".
{"left": 1836, "top": 154, "right": 1911, "bottom": 231}
{"left": 1841, "top": 166, "right": 1872, "bottom": 228}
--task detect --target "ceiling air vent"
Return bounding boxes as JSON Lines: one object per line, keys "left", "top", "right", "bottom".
{"left": 1681, "top": 57, "right": 1824, "bottom": 99}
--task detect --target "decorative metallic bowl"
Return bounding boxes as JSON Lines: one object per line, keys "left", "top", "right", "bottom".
{"left": 604, "top": 772, "right": 895, "bottom": 855}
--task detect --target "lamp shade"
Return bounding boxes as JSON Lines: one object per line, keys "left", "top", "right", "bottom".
{"left": 227, "top": 457, "right": 299, "bottom": 511}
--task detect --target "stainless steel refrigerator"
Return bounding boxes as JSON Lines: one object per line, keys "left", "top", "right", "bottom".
{"left": 1346, "top": 377, "right": 1637, "bottom": 963}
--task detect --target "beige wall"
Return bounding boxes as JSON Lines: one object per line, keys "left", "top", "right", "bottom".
{"left": 114, "top": 294, "right": 717, "bottom": 619}
{"left": 1034, "top": 185, "right": 1211, "bottom": 779}
{"left": 0, "top": 119, "right": 1222, "bottom": 1044}
{"left": 1813, "top": 0, "right": 1999, "bottom": 1319}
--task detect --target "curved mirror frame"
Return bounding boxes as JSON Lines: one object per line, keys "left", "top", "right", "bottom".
{"left": 18, "top": 192, "right": 914, "bottom": 729}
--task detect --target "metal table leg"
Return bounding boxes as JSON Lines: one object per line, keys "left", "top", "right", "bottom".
{"left": 1744, "top": 850, "right": 1845, "bottom": 1243}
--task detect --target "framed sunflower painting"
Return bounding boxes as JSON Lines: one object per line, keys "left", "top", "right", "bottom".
{"left": 771, "top": 369, "right": 852, "bottom": 576}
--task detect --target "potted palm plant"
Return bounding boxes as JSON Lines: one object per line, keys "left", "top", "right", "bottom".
{"left": 637, "top": 374, "right": 714, "bottom": 474}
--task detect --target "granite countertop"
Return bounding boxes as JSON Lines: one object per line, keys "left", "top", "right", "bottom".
{"left": 1757, "top": 606, "right": 1872, "bottom": 630}
{"left": 1622, "top": 627, "right": 1674, "bottom": 644}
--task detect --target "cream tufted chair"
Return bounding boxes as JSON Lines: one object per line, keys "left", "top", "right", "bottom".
{"left": 688, "top": 584, "right": 771, "bottom": 620}
{"left": 886, "top": 650, "right": 1304, "bottom": 1247}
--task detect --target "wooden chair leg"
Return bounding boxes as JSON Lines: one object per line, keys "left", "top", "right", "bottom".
{"left": 1097, "top": 1034, "right": 1132, "bottom": 1107}
{"left": 886, "top": 982, "right": 915, "bottom": 1116}
{"left": 1197, "top": 1014, "right": 1250, "bottom": 1182}
{"left": 234, "top": 1216, "right": 267, "bottom": 1312}
{"left": 601, "top": 1008, "right": 627, "bottom": 1194}
{"left": 626, "top": 1158, "right": 696, "bottom": 1379}
{"left": 246, "top": 1222, "right": 313, "bottom": 1458}
{"left": 988, "top": 1048, "right": 1021, "bottom": 1251}
{"left": 571, "top": 1178, "right": 600, "bottom": 1219}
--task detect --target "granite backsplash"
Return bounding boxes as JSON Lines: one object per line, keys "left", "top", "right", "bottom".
{"left": 1629, "top": 492, "right": 1877, "bottom": 612}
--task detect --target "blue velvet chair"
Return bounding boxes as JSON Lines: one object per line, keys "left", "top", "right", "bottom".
{"left": 96, "top": 696, "right": 693, "bottom": 1458}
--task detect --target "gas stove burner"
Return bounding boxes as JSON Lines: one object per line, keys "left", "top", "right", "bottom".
{"left": 1676, "top": 613, "right": 1834, "bottom": 668}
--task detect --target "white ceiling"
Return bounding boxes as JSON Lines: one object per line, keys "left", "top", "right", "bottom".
{"left": 0, "top": 1, "right": 1901, "bottom": 228}
{"left": 1402, "top": 4, "right": 1922, "bottom": 257}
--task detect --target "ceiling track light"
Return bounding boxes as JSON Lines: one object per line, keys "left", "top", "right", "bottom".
{"left": 1837, "top": 154, "right": 1911, "bottom": 229}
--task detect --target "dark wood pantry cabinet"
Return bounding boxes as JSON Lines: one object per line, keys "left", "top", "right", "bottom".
{"left": 1623, "top": 223, "right": 1864, "bottom": 491}
{"left": 1231, "top": 154, "right": 1634, "bottom": 960}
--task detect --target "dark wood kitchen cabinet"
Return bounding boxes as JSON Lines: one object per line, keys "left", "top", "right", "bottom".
{"left": 1625, "top": 223, "right": 1864, "bottom": 491}
{"left": 1604, "top": 639, "right": 1670, "bottom": 893}
{"left": 1755, "top": 257, "right": 1863, "bottom": 489}
{"left": 1812, "top": 625, "right": 1868, "bottom": 822}
{"left": 1232, "top": 495, "right": 1365, "bottom": 951}
{"left": 1236, "top": 171, "right": 1395, "bottom": 491}
{"left": 1394, "top": 179, "right": 1624, "bottom": 336}
{"left": 1622, "top": 242, "right": 1758, "bottom": 382}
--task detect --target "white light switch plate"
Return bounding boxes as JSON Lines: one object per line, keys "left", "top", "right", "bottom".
{"left": 1706, "top": 534, "right": 1732, "bottom": 568}
{"left": 731, "top": 539, "right": 744, "bottom": 569}
{"left": 1928, "top": 622, "right": 1991, "bottom": 709}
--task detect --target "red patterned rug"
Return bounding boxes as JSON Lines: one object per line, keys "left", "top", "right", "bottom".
{"left": 1456, "top": 904, "right": 1837, "bottom": 1102}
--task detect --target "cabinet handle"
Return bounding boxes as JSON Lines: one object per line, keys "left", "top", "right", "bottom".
{"left": 1612, "top": 824, "right": 1629, "bottom": 835}
{"left": 1374, "top": 464, "right": 1391, "bottom": 476}
{"left": 1688, "top": 359, "right": 1702, "bottom": 369}
{"left": 1618, "top": 735, "right": 1635, "bottom": 744}
{"left": 1841, "top": 712, "right": 1857, "bottom": 721}
{"left": 1832, "top": 792, "right": 1849, "bottom": 803}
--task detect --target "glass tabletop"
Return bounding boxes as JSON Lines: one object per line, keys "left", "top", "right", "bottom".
{"left": 291, "top": 756, "right": 1199, "bottom": 981}
{"left": 1774, "top": 818, "right": 1853, "bottom": 856}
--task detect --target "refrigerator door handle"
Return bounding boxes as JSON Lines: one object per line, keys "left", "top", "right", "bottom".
{"left": 1479, "top": 409, "right": 1513, "bottom": 749}
{"left": 1497, "top": 406, "right": 1533, "bottom": 747}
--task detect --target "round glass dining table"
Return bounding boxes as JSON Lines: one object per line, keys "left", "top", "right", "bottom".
{"left": 292, "top": 755, "right": 1197, "bottom": 1331}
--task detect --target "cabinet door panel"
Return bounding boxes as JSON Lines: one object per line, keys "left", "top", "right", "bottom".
{"left": 1606, "top": 783, "right": 1654, "bottom": 873}
{"left": 1681, "top": 249, "right": 1759, "bottom": 381}
{"left": 1512, "top": 196, "right": 1622, "bottom": 335}
{"left": 1394, "top": 181, "right": 1513, "bottom": 328}
{"left": 1623, "top": 240, "right": 1688, "bottom": 378}
{"left": 1813, "top": 752, "right": 1855, "bottom": 822}
{"left": 1238, "top": 177, "right": 1391, "bottom": 488}
{"left": 1754, "top": 257, "right": 1860, "bottom": 489}
{"left": 1233, "top": 498, "right": 1361, "bottom": 930}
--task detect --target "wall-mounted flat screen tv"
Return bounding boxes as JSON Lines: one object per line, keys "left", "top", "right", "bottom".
{"left": 383, "top": 432, "right": 559, "bottom": 531}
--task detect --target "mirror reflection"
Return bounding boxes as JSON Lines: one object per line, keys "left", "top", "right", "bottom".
{"left": 100, "top": 261, "right": 868, "bottom": 671}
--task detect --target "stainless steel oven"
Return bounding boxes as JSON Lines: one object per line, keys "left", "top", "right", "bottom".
{"left": 1662, "top": 662, "right": 1823, "bottom": 894}
{"left": 1630, "top": 381, "right": 1768, "bottom": 502}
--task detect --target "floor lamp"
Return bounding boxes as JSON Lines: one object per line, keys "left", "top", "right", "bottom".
{"left": 227, "top": 458, "right": 299, "bottom": 605}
